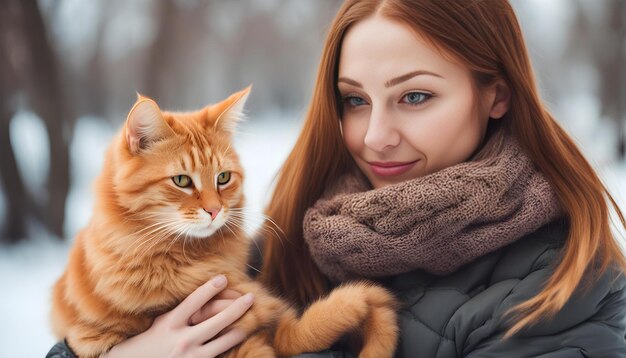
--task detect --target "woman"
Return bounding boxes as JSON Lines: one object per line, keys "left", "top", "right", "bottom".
{"left": 259, "top": 0, "right": 626, "bottom": 356}
{"left": 48, "top": 0, "right": 626, "bottom": 357}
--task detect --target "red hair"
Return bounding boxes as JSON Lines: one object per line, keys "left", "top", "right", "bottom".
{"left": 260, "top": 0, "right": 626, "bottom": 337}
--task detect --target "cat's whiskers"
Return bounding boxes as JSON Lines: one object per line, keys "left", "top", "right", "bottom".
{"left": 131, "top": 217, "right": 178, "bottom": 237}
{"left": 122, "top": 213, "right": 176, "bottom": 241}
{"left": 127, "top": 213, "right": 168, "bottom": 222}
{"left": 245, "top": 262, "right": 262, "bottom": 274}
{"left": 225, "top": 214, "right": 257, "bottom": 232}
{"left": 136, "top": 220, "right": 185, "bottom": 259}
{"left": 224, "top": 215, "right": 265, "bottom": 259}
{"left": 221, "top": 220, "right": 262, "bottom": 275}
{"left": 228, "top": 210, "right": 285, "bottom": 249}
{"left": 142, "top": 230, "right": 179, "bottom": 260}
{"left": 127, "top": 218, "right": 181, "bottom": 257}
{"left": 181, "top": 235, "right": 191, "bottom": 263}
{"left": 173, "top": 223, "right": 193, "bottom": 260}
{"left": 123, "top": 212, "right": 176, "bottom": 235}
{"left": 222, "top": 221, "right": 244, "bottom": 243}
{"left": 182, "top": 225, "right": 199, "bottom": 263}
{"left": 228, "top": 208, "right": 285, "bottom": 237}
{"left": 224, "top": 221, "right": 262, "bottom": 273}
{"left": 216, "top": 226, "right": 231, "bottom": 250}
{"left": 232, "top": 217, "right": 263, "bottom": 256}
{"left": 163, "top": 223, "right": 188, "bottom": 259}
{"left": 126, "top": 224, "right": 174, "bottom": 258}
{"left": 148, "top": 221, "right": 190, "bottom": 259}
{"left": 133, "top": 225, "right": 179, "bottom": 259}
{"left": 123, "top": 210, "right": 171, "bottom": 224}
{"left": 223, "top": 143, "right": 232, "bottom": 156}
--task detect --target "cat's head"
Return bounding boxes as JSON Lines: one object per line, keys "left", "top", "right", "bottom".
{"left": 107, "top": 87, "right": 250, "bottom": 240}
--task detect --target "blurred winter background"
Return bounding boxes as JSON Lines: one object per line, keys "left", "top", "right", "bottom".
{"left": 0, "top": 0, "right": 625, "bottom": 356}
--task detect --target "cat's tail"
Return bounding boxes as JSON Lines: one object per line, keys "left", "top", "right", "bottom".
{"left": 273, "top": 281, "right": 398, "bottom": 358}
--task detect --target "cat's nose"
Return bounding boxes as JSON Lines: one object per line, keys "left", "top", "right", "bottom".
{"left": 203, "top": 206, "right": 221, "bottom": 220}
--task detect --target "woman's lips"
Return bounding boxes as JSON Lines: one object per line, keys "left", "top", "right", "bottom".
{"left": 368, "top": 160, "right": 419, "bottom": 177}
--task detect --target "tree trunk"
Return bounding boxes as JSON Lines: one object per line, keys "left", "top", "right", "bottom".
{"left": 599, "top": 0, "right": 625, "bottom": 160}
{"left": 0, "top": 0, "right": 71, "bottom": 239}
{"left": 0, "top": 106, "right": 28, "bottom": 243}
{"left": 0, "top": 0, "right": 30, "bottom": 242}
{"left": 614, "top": 0, "right": 626, "bottom": 159}
{"left": 21, "top": 0, "right": 71, "bottom": 238}
{"left": 142, "top": 0, "right": 178, "bottom": 103}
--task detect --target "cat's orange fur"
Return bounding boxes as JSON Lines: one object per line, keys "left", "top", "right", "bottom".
{"left": 50, "top": 87, "right": 398, "bottom": 358}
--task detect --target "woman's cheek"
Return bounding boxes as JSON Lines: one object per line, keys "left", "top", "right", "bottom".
{"left": 341, "top": 116, "right": 367, "bottom": 154}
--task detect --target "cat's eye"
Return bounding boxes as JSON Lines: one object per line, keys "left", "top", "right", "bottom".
{"left": 217, "top": 171, "right": 231, "bottom": 185}
{"left": 172, "top": 175, "right": 192, "bottom": 188}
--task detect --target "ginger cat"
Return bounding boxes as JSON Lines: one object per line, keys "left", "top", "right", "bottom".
{"left": 50, "top": 87, "right": 398, "bottom": 358}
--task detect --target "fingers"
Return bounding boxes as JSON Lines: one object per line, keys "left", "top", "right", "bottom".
{"left": 190, "top": 289, "right": 243, "bottom": 325}
{"left": 200, "top": 329, "right": 247, "bottom": 357}
{"left": 189, "top": 299, "right": 235, "bottom": 325}
{"left": 192, "top": 292, "right": 254, "bottom": 343}
{"left": 215, "top": 289, "right": 244, "bottom": 299}
{"left": 171, "top": 275, "right": 228, "bottom": 325}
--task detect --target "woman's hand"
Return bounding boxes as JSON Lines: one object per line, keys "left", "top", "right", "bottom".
{"left": 104, "top": 275, "right": 254, "bottom": 358}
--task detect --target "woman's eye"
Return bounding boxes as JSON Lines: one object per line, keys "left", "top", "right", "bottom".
{"left": 172, "top": 175, "right": 192, "bottom": 188}
{"left": 401, "top": 92, "right": 431, "bottom": 105}
{"left": 217, "top": 171, "right": 231, "bottom": 185}
{"left": 344, "top": 96, "right": 368, "bottom": 107}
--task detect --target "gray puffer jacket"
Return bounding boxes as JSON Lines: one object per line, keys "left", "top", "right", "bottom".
{"left": 298, "top": 221, "right": 626, "bottom": 358}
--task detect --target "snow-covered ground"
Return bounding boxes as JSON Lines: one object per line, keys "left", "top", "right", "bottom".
{"left": 1, "top": 113, "right": 625, "bottom": 357}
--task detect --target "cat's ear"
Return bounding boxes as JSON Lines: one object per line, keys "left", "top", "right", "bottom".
{"left": 212, "top": 85, "right": 251, "bottom": 134}
{"left": 125, "top": 95, "right": 174, "bottom": 154}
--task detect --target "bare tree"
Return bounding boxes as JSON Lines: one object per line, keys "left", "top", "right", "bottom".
{"left": 0, "top": 3, "right": 28, "bottom": 242}
{"left": 0, "top": 0, "right": 71, "bottom": 241}
{"left": 599, "top": 0, "right": 626, "bottom": 159}
{"left": 567, "top": 0, "right": 626, "bottom": 160}
{"left": 142, "top": 0, "right": 180, "bottom": 104}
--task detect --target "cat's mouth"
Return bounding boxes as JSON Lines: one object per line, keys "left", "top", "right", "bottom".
{"left": 183, "top": 224, "right": 221, "bottom": 239}
{"left": 166, "top": 210, "right": 229, "bottom": 240}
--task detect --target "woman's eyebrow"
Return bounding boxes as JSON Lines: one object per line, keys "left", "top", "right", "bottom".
{"left": 338, "top": 70, "right": 443, "bottom": 89}
{"left": 337, "top": 77, "right": 363, "bottom": 88}
{"left": 385, "top": 70, "right": 442, "bottom": 88}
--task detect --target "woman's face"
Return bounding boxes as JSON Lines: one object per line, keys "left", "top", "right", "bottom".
{"left": 338, "top": 15, "right": 507, "bottom": 188}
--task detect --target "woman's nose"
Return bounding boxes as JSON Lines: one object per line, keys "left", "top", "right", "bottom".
{"left": 363, "top": 107, "right": 400, "bottom": 152}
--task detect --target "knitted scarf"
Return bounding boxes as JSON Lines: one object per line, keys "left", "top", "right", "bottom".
{"left": 303, "top": 135, "right": 563, "bottom": 283}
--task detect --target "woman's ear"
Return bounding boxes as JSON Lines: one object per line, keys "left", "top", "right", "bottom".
{"left": 488, "top": 79, "right": 511, "bottom": 119}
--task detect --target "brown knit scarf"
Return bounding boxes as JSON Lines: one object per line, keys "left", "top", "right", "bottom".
{"left": 303, "top": 135, "right": 563, "bottom": 283}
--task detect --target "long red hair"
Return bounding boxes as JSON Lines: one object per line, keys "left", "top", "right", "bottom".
{"left": 260, "top": 0, "right": 626, "bottom": 336}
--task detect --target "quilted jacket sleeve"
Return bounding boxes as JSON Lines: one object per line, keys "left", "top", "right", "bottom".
{"left": 46, "top": 340, "right": 77, "bottom": 358}
{"left": 465, "top": 268, "right": 626, "bottom": 358}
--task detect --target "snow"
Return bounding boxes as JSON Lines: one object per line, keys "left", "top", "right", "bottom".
{"left": 9, "top": 110, "right": 51, "bottom": 202}
{"left": 0, "top": 229, "right": 70, "bottom": 358}
{"left": 64, "top": 117, "right": 116, "bottom": 238}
